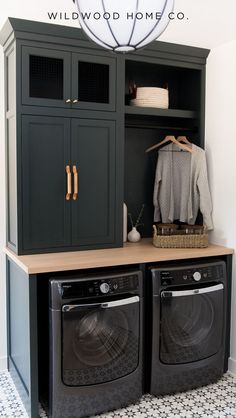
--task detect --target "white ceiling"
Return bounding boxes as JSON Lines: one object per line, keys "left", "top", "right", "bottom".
{"left": 1, "top": 0, "right": 236, "bottom": 50}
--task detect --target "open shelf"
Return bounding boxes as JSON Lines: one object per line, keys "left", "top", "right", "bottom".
{"left": 125, "top": 60, "right": 201, "bottom": 113}
{"left": 124, "top": 105, "right": 200, "bottom": 238}
{"left": 125, "top": 106, "right": 198, "bottom": 119}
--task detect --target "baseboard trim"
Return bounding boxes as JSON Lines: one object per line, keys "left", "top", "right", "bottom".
{"left": 0, "top": 356, "right": 8, "bottom": 371}
{"left": 228, "top": 357, "right": 236, "bottom": 376}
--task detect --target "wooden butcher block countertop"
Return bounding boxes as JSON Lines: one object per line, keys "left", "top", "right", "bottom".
{"left": 4, "top": 239, "right": 234, "bottom": 275}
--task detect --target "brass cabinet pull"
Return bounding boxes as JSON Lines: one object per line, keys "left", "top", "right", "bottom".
{"left": 66, "top": 165, "right": 72, "bottom": 201}
{"left": 72, "top": 99, "right": 79, "bottom": 104}
{"left": 65, "top": 99, "right": 72, "bottom": 104}
{"left": 73, "top": 165, "right": 79, "bottom": 200}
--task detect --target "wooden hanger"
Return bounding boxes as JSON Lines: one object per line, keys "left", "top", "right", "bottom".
{"left": 177, "top": 135, "right": 191, "bottom": 145}
{"left": 145, "top": 135, "right": 193, "bottom": 153}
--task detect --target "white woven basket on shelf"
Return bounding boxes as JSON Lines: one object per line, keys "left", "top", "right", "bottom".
{"left": 131, "top": 87, "right": 169, "bottom": 109}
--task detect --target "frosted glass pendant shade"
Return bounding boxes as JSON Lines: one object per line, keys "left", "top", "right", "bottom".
{"left": 73, "top": 0, "right": 174, "bottom": 52}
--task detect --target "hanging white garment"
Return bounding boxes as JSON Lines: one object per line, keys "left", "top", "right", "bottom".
{"left": 153, "top": 143, "right": 213, "bottom": 230}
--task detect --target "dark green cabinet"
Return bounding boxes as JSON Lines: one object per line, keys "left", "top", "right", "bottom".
{"left": 0, "top": 19, "right": 123, "bottom": 254}
{"left": 21, "top": 115, "right": 118, "bottom": 252}
{"left": 22, "top": 46, "right": 116, "bottom": 111}
{"left": 1, "top": 17, "right": 209, "bottom": 255}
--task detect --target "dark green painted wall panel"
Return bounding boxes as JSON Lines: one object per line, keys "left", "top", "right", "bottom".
{"left": 125, "top": 127, "right": 159, "bottom": 237}
{"left": 6, "top": 48, "right": 15, "bottom": 112}
{"left": 8, "top": 261, "right": 30, "bottom": 391}
{"left": 7, "top": 259, "right": 38, "bottom": 417}
{"left": 7, "top": 116, "right": 17, "bottom": 248}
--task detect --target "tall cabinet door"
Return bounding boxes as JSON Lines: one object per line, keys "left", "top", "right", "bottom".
{"left": 21, "top": 115, "right": 71, "bottom": 251}
{"left": 71, "top": 118, "right": 116, "bottom": 247}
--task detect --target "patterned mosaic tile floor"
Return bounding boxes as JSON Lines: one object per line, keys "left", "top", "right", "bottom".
{"left": 0, "top": 371, "right": 236, "bottom": 417}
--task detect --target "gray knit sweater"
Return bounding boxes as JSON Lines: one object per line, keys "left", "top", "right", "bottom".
{"left": 153, "top": 143, "right": 213, "bottom": 230}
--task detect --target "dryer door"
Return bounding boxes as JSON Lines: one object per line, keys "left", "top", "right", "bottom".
{"left": 61, "top": 296, "right": 140, "bottom": 386}
{"left": 160, "top": 284, "right": 224, "bottom": 364}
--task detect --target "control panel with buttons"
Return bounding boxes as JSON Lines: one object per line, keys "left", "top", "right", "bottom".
{"left": 61, "top": 273, "right": 139, "bottom": 299}
{"left": 160, "top": 263, "right": 224, "bottom": 286}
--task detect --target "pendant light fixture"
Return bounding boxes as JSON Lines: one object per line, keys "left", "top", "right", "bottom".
{"left": 72, "top": 0, "right": 174, "bottom": 52}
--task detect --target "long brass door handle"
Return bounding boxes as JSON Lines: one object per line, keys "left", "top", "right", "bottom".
{"left": 66, "top": 165, "right": 72, "bottom": 201}
{"left": 73, "top": 165, "right": 79, "bottom": 200}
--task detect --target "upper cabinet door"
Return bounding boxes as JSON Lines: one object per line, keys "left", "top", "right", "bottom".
{"left": 71, "top": 53, "right": 116, "bottom": 111}
{"left": 21, "top": 46, "right": 71, "bottom": 108}
{"left": 21, "top": 47, "right": 116, "bottom": 111}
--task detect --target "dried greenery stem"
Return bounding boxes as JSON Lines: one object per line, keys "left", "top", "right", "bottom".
{"left": 128, "top": 213, "right": 134, "bottom": 228}
{"left": 128, "top": 204, "right": 145, "bottom": 229}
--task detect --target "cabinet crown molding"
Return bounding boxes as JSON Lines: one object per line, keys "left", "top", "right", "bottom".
{"left": 0, "top": 17, "right": 210, "bottom": 64}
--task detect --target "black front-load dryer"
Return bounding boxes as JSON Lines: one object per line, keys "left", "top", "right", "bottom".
{"left": 49, "top": 270, "right": 143, "bottom": 418}
{"left": 149, "top": 260, "right": 227, "bottom": 395}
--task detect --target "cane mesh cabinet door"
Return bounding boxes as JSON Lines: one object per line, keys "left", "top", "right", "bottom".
{"left": 21, "top": 46, "right": 71, "bottom": 108}
{"left": 21, "top": 115, "right": 71, "bottom": 252}
{"left": 21, "top": 46, "right": 116, "bottom": 111}
{"left": 71, "top": 53, "right": 116, "bottom": 111}
{"left": 71, "top": 118, "right": 116, "bottom": 246}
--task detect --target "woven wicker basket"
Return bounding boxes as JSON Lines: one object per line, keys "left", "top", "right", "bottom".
{"left": 152, "top": 225, "right": 208, "bottom": 248}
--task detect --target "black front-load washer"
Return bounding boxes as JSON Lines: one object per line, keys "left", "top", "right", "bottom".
{"left": 149, "top": 260, "right": 227, "bottom": 395}
{"left": 49, "top": 270, "right": 143, "bottom": 418}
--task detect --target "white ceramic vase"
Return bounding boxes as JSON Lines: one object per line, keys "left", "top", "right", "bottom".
{"left": 127, "top": 227, "right": 141, "bottom": 243}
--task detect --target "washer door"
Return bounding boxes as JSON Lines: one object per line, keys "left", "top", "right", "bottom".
{"left": 62, "top": 296, "right": 140, "bottom": 386}
{"left": 160, "top": 284, "right": 224, "bottom": 364}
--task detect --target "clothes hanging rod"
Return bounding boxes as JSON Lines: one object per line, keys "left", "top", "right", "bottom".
{"left": 125, "top": 124, "right": 197, "bottom": 131}
{"left": 159, "top": 149, "right": 190, "bottom": 152}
